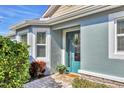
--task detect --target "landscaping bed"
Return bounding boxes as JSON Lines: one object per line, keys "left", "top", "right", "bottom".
{"left": 52, "top": 73, "right": 110, "bottom": 88}
{"left": 72, "top": 78, "right": 110, "bottom": 88}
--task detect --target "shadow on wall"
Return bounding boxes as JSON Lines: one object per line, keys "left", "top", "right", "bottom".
{"left": 44, "top": 66, "right": 51, "bottom": 75}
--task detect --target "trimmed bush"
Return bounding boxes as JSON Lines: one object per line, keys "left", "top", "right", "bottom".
{"left": 72, "top": 78, "right": 110, "bottom": 88}
{"left": 0, "top": 36, "right": 30, "bottom": 88}
{"left": 29, "top": 60, "right": 46, "bottom": 79}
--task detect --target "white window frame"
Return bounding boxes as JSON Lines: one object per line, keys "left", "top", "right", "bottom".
{"left": 109, "top": 11, "right": 124, "bottom": 59}
{"left": 36, "top": 31, "right": 46, "bottom": 59}
{"left": 32, "top": 27, "right": 51, "bottom": 64}
{"left": 115, "top": 18, "right": 124, "bottom": 54}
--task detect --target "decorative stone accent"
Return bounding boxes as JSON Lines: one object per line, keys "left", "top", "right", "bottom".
{"left": 80, "top": 73, "right": 124, "bottom": 88}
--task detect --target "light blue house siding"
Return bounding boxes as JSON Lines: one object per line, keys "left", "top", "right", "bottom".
{"left": 80, "top": 12, "right": 124, "bottom": 78}
{"left": 51, "top": 30, "right": 63, "bottom": 73}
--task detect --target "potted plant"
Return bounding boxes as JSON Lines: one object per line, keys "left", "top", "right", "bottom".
{"left": 56, "top": 64, "right": 67, "bottom": 74}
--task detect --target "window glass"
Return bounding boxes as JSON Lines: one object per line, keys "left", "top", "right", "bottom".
{"left": 37, "top": 32, "right": 46, "bottom": 44}
{"left": 37, "top": 45, "right": 46, "bottom": 57}
{"left": 21, "top": 34, "right": 27, "bottom": 44}
{"left": 117, "top": 20, "right": 124, "bottom": 34}
{"left": 117, "top": 36, "right": 124, "bottom": 51}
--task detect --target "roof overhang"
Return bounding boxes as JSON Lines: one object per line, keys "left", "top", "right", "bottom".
{"left": 10, "top": 5, "right": 123, "bottom": 31}
{"left": 10, "top": 19, "right": 50, "bottom": 30}
{"left": 48, "top": 5, "right": 123, "bottom": 25}
{"left": 42, "top": 5, "right": 60, "bottom": 18}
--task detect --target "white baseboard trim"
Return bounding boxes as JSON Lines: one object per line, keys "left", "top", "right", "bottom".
{"left": 78, "top": 69, "right": 124, "bottom": 83}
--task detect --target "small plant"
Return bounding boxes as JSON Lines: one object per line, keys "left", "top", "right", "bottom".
{"left": 56, "top": 64, "right": 67, "bottom": 74}
{"left": 72, "top": 78, "right": 110, "bottom": 88}
{"left": 29, "top": 60, "right": 46, "bottom": 79}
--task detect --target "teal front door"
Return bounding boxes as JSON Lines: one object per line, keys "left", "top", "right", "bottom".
{"left": 66, "top": 31, "right": 80, "bottom": 73}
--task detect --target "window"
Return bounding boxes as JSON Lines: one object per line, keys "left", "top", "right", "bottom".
{"left": 109, "top": 11, "right": 124, "bottom": 59}
{"left": 20, "top": 34, "right": 27, "bottom": 44}
{"left": 36, "top": 32, "right": 46, "bottom": 57}
{"left": 116, "top": 20, "right": 124, "bottom": 52}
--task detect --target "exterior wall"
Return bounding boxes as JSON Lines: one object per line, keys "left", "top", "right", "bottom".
{"left": 80, "top": 9, "right": 124, "bottom": 78}
{"left": 51, "top": 5, "right": 87, "bottom": 18}
{"left": 51, "top": 30, "right": 63, "bottom": 73}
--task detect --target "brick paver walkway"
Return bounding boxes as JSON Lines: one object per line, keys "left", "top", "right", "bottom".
{"left": 24, "top": 73, "right": 81, "bottom": 88}
{"left": 24, "top": 76, "right": 62, "bottom": 88}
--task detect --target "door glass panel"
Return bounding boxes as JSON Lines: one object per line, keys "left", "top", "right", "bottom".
{"left": 75, "top": 46, "right": 80, "bottom": 61}
{"left": 73, "top": 33, "right": 80, "bottom": 61}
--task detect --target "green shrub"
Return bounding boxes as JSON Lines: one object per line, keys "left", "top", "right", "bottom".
{"left": 72, "top": 78, "right": 110, "bottom": 88}
{"left": 56, "top": 64, "right": 67, "bottom": 74}
{"left": 0, "top": 36, "right": 30, "bottom": 88}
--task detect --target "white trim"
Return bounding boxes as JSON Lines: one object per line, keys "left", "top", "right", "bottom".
{"left": 117, "top": 34, "right": 124, "bottom": 36}
{"left": 47, "top": 30, "right": 51, "bottom": 69}
{"left": 62, "top": 26, "right": 80, "bottom": 66}
{"left": 27, "top": 31, "right": 31, "bottom": 54}
{"left": 109, "top": 11, "right": 124, "bottom": 60}
{"left": 32, "top": 30, "right": 36, "bottom": 59}
{"left": 114, "top": 19, "right": 118, "bottom": 54}
{"left": 78, "top": 69, "right": 124, "bottom": 83}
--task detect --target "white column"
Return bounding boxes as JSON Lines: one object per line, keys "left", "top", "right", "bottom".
{"left": 32, "top": 30, "right": 36, "bottom": 59}
{"left": 16, "top": 34, "right": 20, "bottom": 42}
{"left": 28, "top": 28, "right": 36, "bottom": 62}
{"left": 27, "top": 32, "right": 32, "bottom": 56}
{"left": 46, "top": 29, "right": 51, "bottom": 69}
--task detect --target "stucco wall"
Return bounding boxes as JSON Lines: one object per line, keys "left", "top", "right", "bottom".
{"left": 80, "top": 12, "right": 124, "bottom": 78}
{"left": 51, "top": 30, "right": 62, "bottom": 73}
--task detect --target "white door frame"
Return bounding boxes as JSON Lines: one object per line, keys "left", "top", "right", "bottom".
{"left": 62, "top": 26, "right": 80, "bottom": 66}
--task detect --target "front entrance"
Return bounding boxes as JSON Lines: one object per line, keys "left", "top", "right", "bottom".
{"left": 66, "top": 31, "right": 80, "bottom": 73}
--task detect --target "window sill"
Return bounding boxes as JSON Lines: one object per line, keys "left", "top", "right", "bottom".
{"left": 36, "top": 57, "right": 46, "bottom": 60}
{"left": 109, "top": 52, "right": 124, "bottom": 60}
{"left": 114, "top": 52, "right": 124, "bottom": 55}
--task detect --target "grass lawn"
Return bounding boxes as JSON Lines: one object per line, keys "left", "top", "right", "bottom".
{"left": 72, "top": 78, "right": 110, "bottom": 88}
